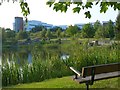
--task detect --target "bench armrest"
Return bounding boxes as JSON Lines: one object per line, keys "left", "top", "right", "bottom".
{"left": 69, "top": 67, "right": 81, "bottom": 76}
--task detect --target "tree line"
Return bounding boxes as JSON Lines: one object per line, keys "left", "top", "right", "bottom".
{"left": 1, "top": 13, "right": 120, "bottom": 47}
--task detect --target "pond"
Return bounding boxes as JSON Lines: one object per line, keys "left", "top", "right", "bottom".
{"left": 2, "top": 45, "right": 70, "bottom": 66}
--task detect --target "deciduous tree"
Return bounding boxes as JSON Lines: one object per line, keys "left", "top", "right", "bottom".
{"left": 115, "top": 12, "right": 120, "bottom": 40}
{"left": 104, "top": 20, "right": 115, "bottom": 39}
{"left": 47, "top": 0, "right": 120, "bottom": 18}
{"left": 40, "top": 29, "right": 46, "bottom": 38}
{"left": 45, "top": 29, "right": 52, "bottom": 39}
{"left": 56, "top": 28, "right": 62, "bottom": 38}
{"left": 16, "top": 31, "right": 28, "bottom": 40}
{"left": 1, "top": 0, "right": 120, "bottom": 19}
{"left": 94, "top": 20, "right": 101, "bottom": 31}
{"left": 66, "top": 25, "right": 78, "bottom": 36}
{"left": 81, "top": 23, "right": 94, "bottom": 38}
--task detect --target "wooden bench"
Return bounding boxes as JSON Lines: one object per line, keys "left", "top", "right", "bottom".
{"left": 69, "top": 63, "right": 120, "bottom": 90}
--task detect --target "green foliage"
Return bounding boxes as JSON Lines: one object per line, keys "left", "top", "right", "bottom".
{"left": 31, "top": 26, "right": 46, "bottom": 33}
{"left": 104, "top": 20, "right": 115, "bottom": 39}
{"left": 5, "top": 29, "right": 16, "bottom": 39}
{"left": 45, "top": 29, "right": 52, "bottom": 39}
{"left": 100, "top": 2, "right": 108, "bottom": 13}
{"left": 73, "top": 7, "right": 81, "bottom": 13}
{"left": 94, "top": 25, "right": 105, "bottom": 38}
{"left": 94, "top": 20, "right": 115, "bottom": 39}
{"left": 16, "top": 31, "right": 29, "bottom": 40}
{"left": 46, "top": 1, "right": 120, "bottom": 19}
{"left": 81, "top": 23, "right": 95, "bottom": 38}
{"left": 51, "top": 26, "right": 62, "bottom": 32}
{"left": 2, "top": 28, "right": 15, "bottom": 40}
{"left": 40, "top": 29, "right": 46, "bottom": 38}
{"left": 1, "top": 1, "right": 120, "bottom": 19}
{"left": 66, "top": 25, "right": 79, "bottom": 36}
{"left": 2, "top": 55, "right": 71, "bottom": 86}
{"left": 84, "top": 11, "right": 91, "bottom": 18}
{"left": 2, "top": 28, "right": 18, "bottom": 47}
{"left": 60, "top": 31, "right": 66, "bottom": 38}
{"left": 93, "top": 20, "right": 101, "bottom": 31}
{"left": 56, "top": 28, "right": 62, "bottom": 38}
{"left": 2, "top": 40, "right": 120, "bottom": 86}
{"left": 20, "top": 1, "right": 30, "bottom": 22}
{"left": 115, "top": 13, "right": 120, "bottom": 40}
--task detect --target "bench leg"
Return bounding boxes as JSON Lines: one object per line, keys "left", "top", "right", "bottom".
{"left": 86, "top": 82, "right": 89, "bottom": 90}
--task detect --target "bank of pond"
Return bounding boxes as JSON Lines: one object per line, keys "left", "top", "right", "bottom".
{"left": 2, "top": 40, "right": 120, "bottom": 86}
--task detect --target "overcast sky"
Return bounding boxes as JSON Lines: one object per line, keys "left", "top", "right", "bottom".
{"left": 0, "top": 0, "right": 119, "bottom": 29}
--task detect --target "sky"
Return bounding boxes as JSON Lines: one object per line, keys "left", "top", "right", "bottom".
{"left": 0, "top": 0, "right": 119, "bottom": 29}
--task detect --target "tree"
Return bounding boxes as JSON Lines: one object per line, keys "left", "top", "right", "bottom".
{"left": 81, "top": 23, "right": 95, "bottom": 38}
{"left": 46, "top": 1, "right": 120, "bottom": 19}
{"left": 95, "top": 25, "right": 102, "bottom": 39}
{"left": 66, "top": 25, "right": 78, "bottom": 36}
{"left": 94, "top": 20, "right": 101, "bottom": 31}
{"left": 40, "top": 29, "right": 46, "bottom": 38}
{"left": 1, "top": 28, "right": 18, "bottom": 46}
{"left": 56, "top": 28, "right": 62, "bottom": 38}
{"left": 2, "top": 28, "right": 16, "bottom": 42}
{"left": 60, "top": 31, "right": 66, "bottom": 38}
{"left": 5, "top": 28, "right": 16, "bottom": 39}
{"left": 1, "top": 1, "right": 120, "bottom": 19}
{"left": 31, "top": 26, "right": 45, "bottom": 33}
{"left": 95, "top": 25, "right": 106, "bottom": 39}
{"left": 51, "top": 26, "right": 62, "bottom": 32}
{"left": 115, "top": 12, "right": 120, "bottom": 40}
{"left": 45, "top": 29, "right": 52, "bottom": 39}
{"left": 104, "top": 20, "right": 115, "bottom": 39}
{"left": 16, "top": 31, "right": 29, "bottom": 40}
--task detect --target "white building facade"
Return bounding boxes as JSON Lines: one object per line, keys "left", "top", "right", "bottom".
{"left": 24, "top": 20, "right": 53, "bottom": 31}
{"left": 24, "top": 20, "right": 42, "bottom": 31}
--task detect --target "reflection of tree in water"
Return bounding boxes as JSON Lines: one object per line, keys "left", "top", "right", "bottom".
{"left": 17, "top": 50, "right": 29, "bottom": 66}
{"left": 31, "top": 46, "right": 62, "bottom": 61}
{"left": 2, "top": 44, "right": 71, "bottom": 66}
{"left": 2, "top": 48, "right": 30, "bottom": 66}
{"left": 32, "top": 48, "right": 48, "bottom": 61}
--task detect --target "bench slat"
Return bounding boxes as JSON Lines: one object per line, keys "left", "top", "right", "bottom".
{"left": 74, "top": 71, "right": 120, "bottom": 84}
{"left": 69, "top": 67, "right": 81, "bottom": 76}
{"left": 82, "top": 63, "right": 120, "bottom": 77}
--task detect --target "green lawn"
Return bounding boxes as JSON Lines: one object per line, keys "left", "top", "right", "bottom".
{"left": 5, "top": 76, "right": 120, "bottom": 89}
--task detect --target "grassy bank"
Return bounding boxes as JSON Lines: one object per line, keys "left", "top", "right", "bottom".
{"left": 2, "top": 39, "right": 120, "bottom": 86}
{"left": 5, "top": 76, "right": 120, "bottom": 88}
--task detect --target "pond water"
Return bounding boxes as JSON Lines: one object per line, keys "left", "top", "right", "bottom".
{"left": 2, "top": 45, "right": 70, "bottom": 66}
{"left": 61, "top": 54, "right": 70, "bottom": 60}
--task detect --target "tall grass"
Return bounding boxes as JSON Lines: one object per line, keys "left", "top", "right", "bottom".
{"left": 2, "top": 56, "right": 71, "bottom": 86}
{"left": 2, "top": 41, "right": 120, "bottom": 86}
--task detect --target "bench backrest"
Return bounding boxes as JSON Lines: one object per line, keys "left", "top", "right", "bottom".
{"left": 82, "top": 63, "right": 120, "bottom": 78}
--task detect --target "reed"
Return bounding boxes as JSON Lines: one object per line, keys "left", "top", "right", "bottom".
{"left": 2, "top": 41, "right": 119, "bottom": 86}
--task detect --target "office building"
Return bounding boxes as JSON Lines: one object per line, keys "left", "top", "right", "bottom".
{"left": 14, "top": 17, "right": 24, "bottom": 32}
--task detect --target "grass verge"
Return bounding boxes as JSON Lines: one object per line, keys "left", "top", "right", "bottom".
{"left": 4, "top": 76, "right": 120, "bottom": 89}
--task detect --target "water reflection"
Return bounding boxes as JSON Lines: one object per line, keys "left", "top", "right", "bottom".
{"left": 61, "top": 54, "right": 70, "bottom": 60}
{"left": 28, "top": 53, "right": 32, "bottom": 64}
{"left": 2, "top": 46, "right": 70, "bottom": 66}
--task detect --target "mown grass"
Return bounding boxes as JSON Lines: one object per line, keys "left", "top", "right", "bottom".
{"left": 5, "top": 76, "right": 120, "bottom": 89}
